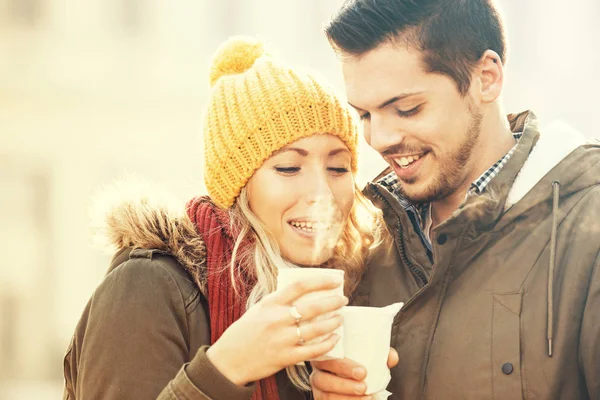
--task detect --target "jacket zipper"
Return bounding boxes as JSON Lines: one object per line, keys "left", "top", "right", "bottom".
{"left": 370, "top": 185, "right": 429, "bottom": 287}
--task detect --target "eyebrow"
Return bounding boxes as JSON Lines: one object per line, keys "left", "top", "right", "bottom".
{"left": 274, "top": 147, "right": 308, "bottom": 156}
{"left": 328, "top": 148, "right": 350, "bottom": 157}
{"left": 348, "top": 91, "right": 424, "bottom": 111}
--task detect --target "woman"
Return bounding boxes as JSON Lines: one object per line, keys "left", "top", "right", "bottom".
{"left": 63, "top": 36, "right": 379, "bottom": 400}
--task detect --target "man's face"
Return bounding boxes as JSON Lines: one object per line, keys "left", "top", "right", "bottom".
{"left": 342, "top": 42, "right": 484, "bottom": 204}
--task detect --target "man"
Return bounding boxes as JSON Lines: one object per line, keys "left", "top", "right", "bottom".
{"left": 310, "top": 0, "right": 600, "bottom": 398}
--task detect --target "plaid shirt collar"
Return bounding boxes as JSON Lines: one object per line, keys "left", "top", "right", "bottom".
{"left": 470, "top": 132, "right": 523, "bottom": 194}
{"left": 378, "top": 132, "right": 523, "bottom": 225}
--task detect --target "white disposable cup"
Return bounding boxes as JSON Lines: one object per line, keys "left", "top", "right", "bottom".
{"left": 340, "top": 303, "right": 404, "bottom": 395}
{"left": 276, "top": 268, "right": 345, "bottom": 361}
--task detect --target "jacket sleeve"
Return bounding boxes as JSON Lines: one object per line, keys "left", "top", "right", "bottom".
{"left": 64, "top": 256, "right": 255, "bottom": 400}
{"left": 580, "top": 251, "right": 600, "bottom": 398}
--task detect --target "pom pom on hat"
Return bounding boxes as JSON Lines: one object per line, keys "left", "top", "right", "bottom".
{"left": 209, "top": 36, "right": 266, "bottom": 87}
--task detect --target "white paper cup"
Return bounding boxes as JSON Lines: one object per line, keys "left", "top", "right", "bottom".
{"left": 340, "top": 303, "right": 403, "bottom": 395}
{"left": 276, "top": 268, "right": 345, "bottom": 360}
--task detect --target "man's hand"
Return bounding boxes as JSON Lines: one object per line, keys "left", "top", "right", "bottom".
{"left": 310, "top": 348, "right": 399, "bottom": 399}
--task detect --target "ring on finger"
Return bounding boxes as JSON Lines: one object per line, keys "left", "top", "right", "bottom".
{"left": 289, "top": 305, "right": 303, "bottom": 325}
{"left": 296, "top": 325, "right": 305, "bottom": 346}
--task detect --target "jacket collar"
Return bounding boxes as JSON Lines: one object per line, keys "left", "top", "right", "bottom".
{"left": 365, "top": 110, "right": 595, "bottom": 243}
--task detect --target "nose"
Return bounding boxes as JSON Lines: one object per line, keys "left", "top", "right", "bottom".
{"left": 305, "top": 177, "right": 338, "bottom": 224}
{"left": 367, "top": 114, "right": 405, "bottom": 154}
{"left": 305, "top": 171, "right": 334, "bottom": 205}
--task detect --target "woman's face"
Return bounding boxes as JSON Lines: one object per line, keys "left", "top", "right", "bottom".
{"left": 246, "top": 134, "right": 355, "bottom": 266}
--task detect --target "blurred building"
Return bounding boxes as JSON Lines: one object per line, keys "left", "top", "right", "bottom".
{"left": 0, "top": 0, "right": 598, "bottom": 398}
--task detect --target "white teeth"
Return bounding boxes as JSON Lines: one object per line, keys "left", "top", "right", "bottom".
{"left": 287, "top": 220, "right": 337, "bottom": 233}
{"left": 290, "top": 221, "right": 316, "bottom": 232}
{"left": 394, "top": 154, "right": 424, "bottom": 168}
{"left": 395, "top": 158, "right": 410, "bottom": 167}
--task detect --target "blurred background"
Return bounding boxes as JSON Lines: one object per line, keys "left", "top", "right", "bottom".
{"left": 0, "top": 0, "right": 598, "bottom": 398}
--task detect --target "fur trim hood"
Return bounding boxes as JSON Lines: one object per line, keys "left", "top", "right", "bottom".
{"left": 90, "top": 178, "right": 208, "bottom": 292}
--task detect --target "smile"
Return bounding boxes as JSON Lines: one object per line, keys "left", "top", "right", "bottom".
{"left": 392, "top": 153, "right": 426, "bottom": 169}
{"left": 288, "top": 220, "right": 331, "bottom": 233}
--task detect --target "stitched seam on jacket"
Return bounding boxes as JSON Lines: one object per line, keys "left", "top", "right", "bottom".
{"left": 419, "top": 224, "right": 468, "bottom": 398}
{"left": 171, "top": 380, "right": 191, "bottom": 400}
{"left": 525, "top": 185, "right": 596, "bottom": 290}
{"left": 151, "top": 260, "right": 192, "bottom": 350}
{"left": 524, "top": 185, "right": 598, "bottom": 399}
{"left": 491, "top": 293, "right": 523, "bottom": 399}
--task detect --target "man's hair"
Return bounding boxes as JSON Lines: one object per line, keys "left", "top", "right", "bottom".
{"left": 324, "top": 0, "right": 506, "bottom": 94}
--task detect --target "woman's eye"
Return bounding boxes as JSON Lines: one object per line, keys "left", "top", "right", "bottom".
{"left": 274, "top": 167, "right": 300, "bottom": 174}
{"left": 395, "top": 104, "right": 422, "bottom": 118}
{"left": 328, "top": 167, "right": 349, "bottom": 175}
{"left": 359, "top": 112, "right": 370, "bottom": 121}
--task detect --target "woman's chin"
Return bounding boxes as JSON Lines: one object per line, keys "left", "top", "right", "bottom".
{"left": 282, "top": 247, "right": 335, "bottom": 267}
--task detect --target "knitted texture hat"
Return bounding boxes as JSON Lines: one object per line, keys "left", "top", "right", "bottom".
{"left": 203, "top": 36, "right": 359, "bottom": 209}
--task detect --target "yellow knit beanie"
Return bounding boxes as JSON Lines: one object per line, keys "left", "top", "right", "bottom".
{"left": 203, "top": 36, "right": 359, "bottom": 209}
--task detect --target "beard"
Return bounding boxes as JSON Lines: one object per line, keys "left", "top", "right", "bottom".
{"left": 397, "top": 107, "right": 483, "bottom": 204}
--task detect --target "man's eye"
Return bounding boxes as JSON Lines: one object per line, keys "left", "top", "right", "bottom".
{"left": 395, "top": 105, "right": 422, "bottom": 118}
{"left": 274, "top": 167, "right": 300, "bottom": 174}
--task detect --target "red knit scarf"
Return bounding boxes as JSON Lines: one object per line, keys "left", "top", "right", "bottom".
{"left": 186, "top": 196, "right": 280, "bottom": 400}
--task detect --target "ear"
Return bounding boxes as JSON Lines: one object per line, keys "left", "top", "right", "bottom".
{"left": 475, "top": 49, "right": 504, "bottom": 103}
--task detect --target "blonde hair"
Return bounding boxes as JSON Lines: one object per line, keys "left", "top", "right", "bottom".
{"left": 227, "top": 184, "right": 381, "bottom": 391}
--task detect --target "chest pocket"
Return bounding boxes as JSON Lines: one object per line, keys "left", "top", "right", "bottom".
{"left": 492, "top": 292, "right": 524, "bottom": 399}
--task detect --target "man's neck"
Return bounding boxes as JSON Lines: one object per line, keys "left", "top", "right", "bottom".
{"left": 430, "top": 180, "right": 472, "bottom": 229}
{"left": 430, "top": 112, "right": 516, "bottom": 228}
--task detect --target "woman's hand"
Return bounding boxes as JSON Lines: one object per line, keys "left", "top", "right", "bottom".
{"left": 206, "top": 275, "right": 348, "bottom": 386}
